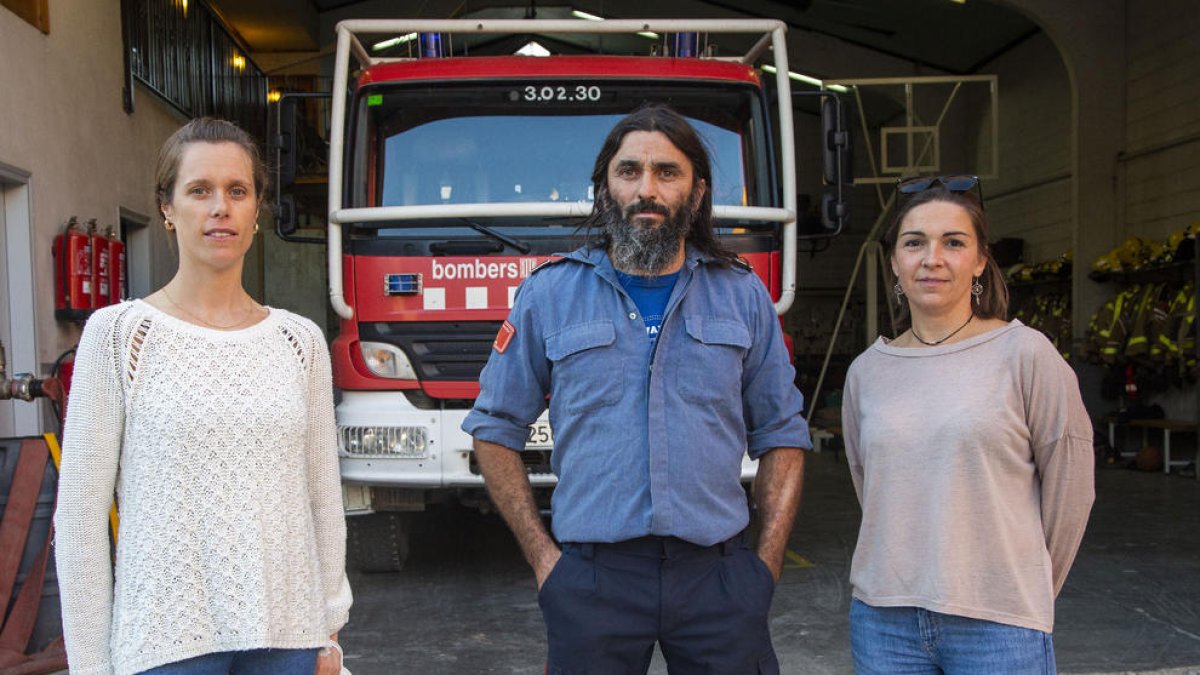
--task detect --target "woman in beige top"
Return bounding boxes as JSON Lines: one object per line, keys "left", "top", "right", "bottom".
{"left": 841, "top": 176, "right": 1094, "bottom": 674}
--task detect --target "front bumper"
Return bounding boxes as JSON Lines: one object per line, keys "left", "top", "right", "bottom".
{"left": 336, "top": 391, "right": 559, "bottom": 488}
{"left": 336, "top": 391, "right": 760, "bottom": 489}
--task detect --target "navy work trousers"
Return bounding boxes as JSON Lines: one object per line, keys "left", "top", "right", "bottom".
{"left": 537, "top": 535, "right": 779, "bottom": 675}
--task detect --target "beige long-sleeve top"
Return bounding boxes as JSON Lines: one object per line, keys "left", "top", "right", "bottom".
{"left": 842, "top": 320, "right": 1094, "bottom": 633}
{"left": 55, "top": 300, "right": 352, "bottom": 675}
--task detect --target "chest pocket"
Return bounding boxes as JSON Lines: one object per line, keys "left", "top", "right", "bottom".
{"left": 676, "top": 316, "right": 751, "bottom": 405}
{"left": 546, "top": 320, "right": 623, "bottom": 414}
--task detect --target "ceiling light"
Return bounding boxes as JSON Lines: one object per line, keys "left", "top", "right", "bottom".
{"left": 571, "top": 9, "right": 604, "bottom": 21}
{"left": 516, "top": 41, "right": 551, "bottom": 57}
{"left": 267, "top": 90, "right": 282, "bottom": 103}
{"left": 761, "top": 64, "right": 849, "bottom": 93}
{"left": 373, "top": 33, "right": 418, "bottom": 51}
{"left": 570, "top": 9, "right": 655, "bottom": 37}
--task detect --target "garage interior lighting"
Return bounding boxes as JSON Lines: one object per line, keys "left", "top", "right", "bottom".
{"left": 571, "top": 9, "right": 658, "bottom": 38}
{"left": 516, "top": 41, "right": 552, "bottom": 57}
{"left": 570, "top": 9, "right": 604, "bottom": 21}
{"left": 761, "top": 64, "right": 849, "bottom": 93}
{"left": 373, "top": 32, "right": 418, "bottom": 51}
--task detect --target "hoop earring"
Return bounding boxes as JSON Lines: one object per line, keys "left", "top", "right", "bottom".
{"left": 893, "top": 282, "right": 904, "bottom": 299}
{"left": 971, "top": 277, "right": 984, "bottom": 304}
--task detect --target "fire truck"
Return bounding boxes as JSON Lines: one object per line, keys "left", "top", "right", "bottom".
{"left": 275, "top": 18, "right": 848, "bottom": 571}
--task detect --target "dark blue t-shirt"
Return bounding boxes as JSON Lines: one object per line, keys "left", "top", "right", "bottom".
{"left": 616, "top": 270, "right": 680, "bottom": 342}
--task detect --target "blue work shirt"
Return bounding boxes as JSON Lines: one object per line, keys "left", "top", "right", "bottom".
{"left": 462, "top": 245, "right": 810, "bottom": 546}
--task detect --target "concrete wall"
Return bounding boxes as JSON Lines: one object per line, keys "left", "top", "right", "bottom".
{"left": 0, "top": 0, "right": 267, "bottom": 434}
{"left": 1, "top": 1, "right": 174, "bottom": 365}
{"left": 1120, "top": 0, "right": 1200, "bottom": 243}
{"left": 978, "top": 32, "right": 1071, "bottom": 263}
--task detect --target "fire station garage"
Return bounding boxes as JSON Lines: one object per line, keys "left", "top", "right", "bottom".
{"left": 1, "top": 0, "right": 1198, "bottom": 673}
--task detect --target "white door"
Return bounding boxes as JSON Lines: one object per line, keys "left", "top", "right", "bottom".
{"left": 0, "top": 165, "right": 43, "bottom": 437}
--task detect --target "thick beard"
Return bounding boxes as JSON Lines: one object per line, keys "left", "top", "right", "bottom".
{"left": 605, "top": 196, "right": 696, "bottom": 275}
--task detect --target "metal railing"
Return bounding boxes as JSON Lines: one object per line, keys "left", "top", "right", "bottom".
{"left": 122, "top": 0, "right": 268, "bottom": 140}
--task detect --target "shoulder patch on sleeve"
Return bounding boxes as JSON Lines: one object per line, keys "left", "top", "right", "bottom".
{"left": 493, "top": 320, "right": 516, "bottom": 354}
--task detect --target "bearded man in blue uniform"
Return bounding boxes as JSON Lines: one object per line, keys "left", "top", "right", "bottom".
{"left": 463, "top": 104, "right": 810, "bottom": 675}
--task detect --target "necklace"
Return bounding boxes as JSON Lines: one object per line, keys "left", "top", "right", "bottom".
{"left": 910, "top": 313, "right": 974, "bottom": 346}
{"left": 160, "top": 287, "right": 261, "bottom": 330}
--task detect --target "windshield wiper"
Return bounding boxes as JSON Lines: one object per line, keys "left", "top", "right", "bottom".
{"left": 462, "top": 219, "right": 532, "bottom": 254}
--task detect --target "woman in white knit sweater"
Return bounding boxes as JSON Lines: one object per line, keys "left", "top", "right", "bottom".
{"left": 55, "top": 118, "right": 352, "bottom": 675}
{"left": 841, "top": 177, "right": 1094, "bottom": 674}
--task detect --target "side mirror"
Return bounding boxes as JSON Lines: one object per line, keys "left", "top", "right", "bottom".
{"left": 802, "top": 95, "right": 852, "bottom": 239}
{"left": 822, "top": 95, "right": 852, "bottom": 186}
{"left": 273, "top": 96, "right": 301, "bottom": 236}
{"left": 270, "top": 93, "right": 331, "bottom": 243}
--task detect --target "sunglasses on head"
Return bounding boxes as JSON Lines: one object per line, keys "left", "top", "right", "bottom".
{"left": 896, "top": 174, "right": 984, "bottom": 208}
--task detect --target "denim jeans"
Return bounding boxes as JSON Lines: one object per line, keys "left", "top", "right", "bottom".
{"left": 850, "top": 598, "right": 1056, "bottom": 674}
{"left": 138, "top": 648, "right": 319, "bottom": 675}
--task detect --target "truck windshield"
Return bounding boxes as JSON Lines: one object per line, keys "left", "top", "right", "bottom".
{"left": 349, "top": 80, "right": 770, "bottom": 216}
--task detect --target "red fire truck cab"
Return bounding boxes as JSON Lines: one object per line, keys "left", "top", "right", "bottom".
{"left": 278, "top": 18, "right": 844, "bottom": 571}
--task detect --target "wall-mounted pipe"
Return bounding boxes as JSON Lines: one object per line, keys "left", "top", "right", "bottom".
{"left": 0, "top": 339, "right": 62, "bottom": 403}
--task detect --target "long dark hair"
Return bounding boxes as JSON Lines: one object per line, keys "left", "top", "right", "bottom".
{"left": 883, "top": 185, "right": 1009, "bottom": 329}
{"left": 582, "top": 104, "right": 741, "bottom": 267}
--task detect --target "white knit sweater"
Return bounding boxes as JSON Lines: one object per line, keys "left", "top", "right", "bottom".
{"left": 55, "top": 300, "right": 352, "bottom": 675}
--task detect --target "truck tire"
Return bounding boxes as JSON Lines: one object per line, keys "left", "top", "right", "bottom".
{"left": 348, "top": 512, "right": 411, "bottom": 573}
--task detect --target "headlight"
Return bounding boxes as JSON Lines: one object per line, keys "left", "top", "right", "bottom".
{"left": 359, "top": 341, "right": 417, "bottom": 379}
{"left": 340, "top": 425, "right": 429, "bottom": 458}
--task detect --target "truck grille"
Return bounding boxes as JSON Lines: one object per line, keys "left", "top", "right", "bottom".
{"left": 360, "top": 321, "right": 502, "bottom": 382}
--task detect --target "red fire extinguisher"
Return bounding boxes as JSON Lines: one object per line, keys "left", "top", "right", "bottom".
{"left": 89, "top": 219, "right": 111, "bottom": 309}
{"left": 53, "top": 216, "right": 94, "bottom": 321}
{"left": 107, "top": 226, "right": 126, "bottom": 304}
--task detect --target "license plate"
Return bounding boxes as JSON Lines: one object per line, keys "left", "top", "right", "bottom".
{"left": 526, "top": 421, "right": 554, "bottom": 449}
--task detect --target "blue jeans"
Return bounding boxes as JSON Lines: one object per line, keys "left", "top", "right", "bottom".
{"left": 138, "top": 648, "right": 319, "bottom": 675}
{"left": 850, "top": 598, "right": 1056, "bottom": 674}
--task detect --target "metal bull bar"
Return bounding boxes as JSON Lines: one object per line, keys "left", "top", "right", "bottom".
{"left": 326, "top": 19, "right": 799, "bottom": 319}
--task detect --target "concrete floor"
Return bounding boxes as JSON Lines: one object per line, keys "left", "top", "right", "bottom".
{"left": 339, "top": 451, "right": 1200, "bottom": 675}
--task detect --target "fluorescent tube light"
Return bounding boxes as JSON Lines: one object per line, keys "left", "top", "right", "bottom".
{"left": 570, "top": 9, "right": 655, "bottom": 37}
{"left": 761, "top": 64, "right": 849, "bottom": 93}
{"left": 373, "top": 33, "right": 419, "bottom": 51}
